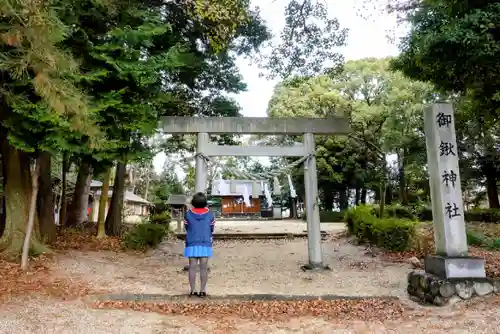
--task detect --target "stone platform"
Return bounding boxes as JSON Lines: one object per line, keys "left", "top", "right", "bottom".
{"left": 407, "top": 271, "right": 500, "bottom": 306}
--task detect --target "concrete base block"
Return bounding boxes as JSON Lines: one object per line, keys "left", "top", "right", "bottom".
{"left": 424, "top": 255, "right": 486, "bottom": 279}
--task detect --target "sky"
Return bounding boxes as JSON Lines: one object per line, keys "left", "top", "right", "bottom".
{"left": 153, "top": 0, "right": 401, "bottom": 174}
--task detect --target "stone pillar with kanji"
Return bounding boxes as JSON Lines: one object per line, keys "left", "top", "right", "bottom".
{"left": 423, "top": 103, "right": 486, "bottom": 279}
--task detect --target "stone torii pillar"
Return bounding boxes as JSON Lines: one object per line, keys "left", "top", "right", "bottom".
{"left": 162, "top": 116, "right": 350, "bottom": 270}
{"left": 195, "top": 132, "right": 209, "bottom": 193}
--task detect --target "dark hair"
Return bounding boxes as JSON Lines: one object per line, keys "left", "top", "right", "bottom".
{"left": 191, "top": 192, "right": 207, "bottom": 208}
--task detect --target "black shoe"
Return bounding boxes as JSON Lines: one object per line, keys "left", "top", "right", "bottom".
{"left": 199, "top": 292, "right": 207, "bottom": 298}
{"left": 189, "top": 292, "right": 199, "bottom": 297}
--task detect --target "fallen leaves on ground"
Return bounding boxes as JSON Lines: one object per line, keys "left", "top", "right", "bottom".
{"left": 0, "top": 255, "right": 97, "bottom": 300}
{"left": 52, "top": 229, "right": 124, "bottom": 252}
{"left": 381, "top": 247, "right": 500, "bottom": 278}
{"left": 93, "top": 299, "right": 409, "bottom": 322}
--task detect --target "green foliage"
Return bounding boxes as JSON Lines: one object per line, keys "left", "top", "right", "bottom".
{"left": 262, "top": 0, "right": 347, "bottom": 79}
{"left": 417, "top": 207, "right": 500, "bottom": 223}
{"left": 466, "top": 230, "right": 485, "bottom": 247}
{"left": 122, "top": 223, "right": 168, "bottom": 250}
{"left": 345, "top": 205, "right": 417, "bottom": 252}
{"left": 302, "top": 211, "right": 345, "bottom": 222}
{"left": 393, "top": 1, "right": 500, "bottom": 119}
{"left": 267, "top": 58, "right": 435, "bottom": 209}
{"left": 465, "top": 209, "right": 500, "bottom": 223}
{"left": 373, "top": 205, "right": 415, "bottom": 220}
{"left": 466, "top": 230, "right": 500, "bottom": 251}
{"left": 150, "top": 211, "right": 171, "bottom": 225}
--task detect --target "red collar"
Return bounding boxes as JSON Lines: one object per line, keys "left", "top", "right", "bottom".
{"left": 191, "top": 208, "right": 209, "bottom": 214}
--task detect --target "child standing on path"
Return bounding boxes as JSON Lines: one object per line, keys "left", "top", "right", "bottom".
{"left": 184, "top": 192, "right": 214, "bottom": 297}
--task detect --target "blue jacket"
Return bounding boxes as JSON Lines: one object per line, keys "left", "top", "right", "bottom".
{"left": 184, "top": 208, "right": 215, "bottom": 247}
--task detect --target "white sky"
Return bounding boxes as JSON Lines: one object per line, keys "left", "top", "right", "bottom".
{"left": 154, "top": 0, "right": 401, "bottom": 175}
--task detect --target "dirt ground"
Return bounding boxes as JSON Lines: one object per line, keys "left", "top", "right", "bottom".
{"left": 1, "top": 228, "right": 500, "bottom": 333}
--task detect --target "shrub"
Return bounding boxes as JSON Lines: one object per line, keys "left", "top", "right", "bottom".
{"left": 302, "top": 210, "right": 346, "bottom": 222}
{"left": 465, "top": 209, "right": 500, "bottom": 223}
{"left": 345, "top": 205, "right": 417, "bottom": 251}
{"left": 320, "top": 211, "right": 345, "bottom": 222}
{"left": 466, "top": 230, "right": 486, "bottom": 247}
{"left": 386, "top": 205, "right": 415, "bottom": 220}
{"left": 417, "top": 207, "right": 500, "bottom": 223}
{"left": 371, "top": 205, "right": 415, "bottom": 220}
{"left": 150, "top": 211, "right": 171, "bottom": 226}
{"left": 418, "top": 207, "right": 433, "bottom": 221}
{"left": 122, "top": 223, "right": 168, "bottom": 250}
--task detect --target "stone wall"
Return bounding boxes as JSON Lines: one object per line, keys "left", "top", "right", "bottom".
{"left": 407, "top": 271, "right": 500, "bottom": 306}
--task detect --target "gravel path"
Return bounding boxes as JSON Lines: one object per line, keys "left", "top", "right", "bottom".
{"left": 1, "top": 235, "right": 500, "bottom": 333}
{"left": 49, "top": 237, "right": 409, "bottom": 297}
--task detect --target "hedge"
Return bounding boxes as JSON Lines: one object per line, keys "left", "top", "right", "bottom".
{"left": 417, "top": 207, "right": 500, "bottom": 223}
{"left": 345, "top": 205, "right": 417, "bottom": 252}
{"left": 302, "top": 210, "right": 346, "bottom": 222}
{"left": 371, "top": 205, "right": 416, "bottom": 220}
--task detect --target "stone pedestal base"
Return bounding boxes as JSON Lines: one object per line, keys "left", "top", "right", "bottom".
{"left": 424, "top": 255, "right": 486, "bottom": 279}
{"left": 300, "top": 263, "right": 331, "bottom": 272}
{"left": 407, "top": 271, "right": 500, "bottom": 306}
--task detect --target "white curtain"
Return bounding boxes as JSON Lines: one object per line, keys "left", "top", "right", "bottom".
{"left": 273, "top": 177, "right": 281, "bottom": 195}
{"left": 287, "top": 174, "right": 297, "bottom": 198}
{"left": 242, "top": 184, "right": 252, "bottom": 207}
{"left": 264, "top": 183, "right": 273, "bottom": 208}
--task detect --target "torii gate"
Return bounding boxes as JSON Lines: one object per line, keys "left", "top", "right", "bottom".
{"left": 162, "top": 116, "right": 350, "bottom": 270}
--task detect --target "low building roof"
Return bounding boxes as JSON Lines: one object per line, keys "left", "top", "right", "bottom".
{"left": 166, "top": 194, "right": 188, "bottom": 205}
{"left": 90, "top": 180, "right": 103, "bottom": 187}
{"left": 94, "top": 190, "right": 150, "bottom": 204}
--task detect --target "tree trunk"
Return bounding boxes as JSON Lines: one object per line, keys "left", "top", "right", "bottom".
{"left": 339, "top": 188, "right": 348, "bottom": 210}
{"left": 59, "top": 152, "right": 69, "bottom": 227}
{"left": 0, "top": 153, "right": 6, "bottom": 238}
{"left": 355, "top": 187, "right": 360, "bottom": 205}
{"left": 379, "top": 182, "right": 387, "bottom": 218}
{"left": 37, "top": 152, "right": 56, "bottom": 243}
{"left": 105, "top": 161, "right": 126, "bottom": 236}
{"left": 484, "top": 160, "right": 500, "bottom": 209}
{"left": 66, "top": 161, "right": 91, "bottom": 227}
{"left": 144, "top": 164, "right": 151, "bottom": 200}
{"left": 0, "top": 141, "right": 46, "bottom": 259}
{"left": 21, "top": 157, "right": 41, "bottom": 270}
{"left": 323, "top": 190, "right": 334, "bottom": 211}
{"left": 361, "top": 188, "right": 367, "bottom": 204}
{"left": 97, "top": 166, "right": 111, "bottom": 238}
{"left": 288, "top": 196, "right": 297, "bottom": 219}
{"left": 398, "top": 151, "right": 408, "bottom": 206}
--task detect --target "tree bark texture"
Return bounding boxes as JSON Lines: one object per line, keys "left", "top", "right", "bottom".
{"left": 361, "top": 188, "right": 367, "bottom": 204}
{"left": 323, "top": 190, "right": 334, "bottom": 211}
{"left": 37, "top": 152, "right": 56, "bottom": 243}
{"left": 59, "top": 152, "right": 69, "bottom": 226}
{"left": 105, "top": 161, "right": 126, "bottom": 236}
{"left": 0, "top": 141, "right": 46, "bottom": 258}
{"left": 339, "top": 188, "right": 348, "bottom": 210}
{"left": 355, "top": 187, "right": 360, "bottom": 205}
{"left": 484, "top": 159, "right": 500, "bottom": 209}
{"left": 21, "top": 157, "right": 40, "bottom": 270}
{"left": 66, "top": 161, "right": 91, "bottom": 227}
{"left": 398, "top": 151, "right": 408, "bottom": 206}
{"left": 97, "top": 166, "right": 111, "bottom": 238}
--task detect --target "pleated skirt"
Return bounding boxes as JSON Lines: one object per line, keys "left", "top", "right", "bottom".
{"left": 184, "top": 245, "right": 213, "bottom": 258}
